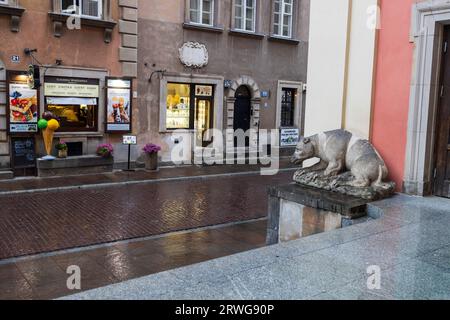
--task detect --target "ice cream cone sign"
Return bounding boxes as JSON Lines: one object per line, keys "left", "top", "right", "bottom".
{"left": 38, "top": 112, "right": 60, "bottom": 160}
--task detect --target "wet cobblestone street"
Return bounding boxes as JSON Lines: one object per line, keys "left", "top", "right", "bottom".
{"left": 0, "top": 171, "right": 292, "bottom": 260}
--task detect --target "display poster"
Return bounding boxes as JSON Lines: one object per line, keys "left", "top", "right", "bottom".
{"left": 8, "top": 72, "right": 39, "bottom": 134}
{"left": 106, "top": 78, "right": 132, "bottom": 133}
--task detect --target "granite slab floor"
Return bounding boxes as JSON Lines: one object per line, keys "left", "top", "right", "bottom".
{"left": 62, "top": 194, "right": 450, "bottom": 300}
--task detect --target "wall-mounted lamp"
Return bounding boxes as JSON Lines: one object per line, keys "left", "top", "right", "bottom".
{"left": 149, "top": 70, "right": 166, "bottom": 83}
{"left": 24, "top": 48, "right": 38, "bottom": 56}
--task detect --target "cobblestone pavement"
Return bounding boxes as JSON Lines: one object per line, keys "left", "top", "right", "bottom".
{"left": 0, "top": 171, "right": 293, "bottom": 260}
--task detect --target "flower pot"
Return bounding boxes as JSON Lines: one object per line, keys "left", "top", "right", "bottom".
{"left": 97, "top": 151, "right": 113, "bottom": 159}
{"left": 144, "top": 152, "right": 158, "bottom": 171}
{"left": 58, "top": 149, "right": 68, "bottom": 158}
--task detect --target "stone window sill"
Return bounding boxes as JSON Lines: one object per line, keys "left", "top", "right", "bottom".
{"left": 229, "top": 29, "right": 265, "bottom": 40}
{"left": 268, "top": 35, "right": 301, "bottom": 45}
{"left": 182, "top": 22, "right": 224, "bottom": 34}
{"left": 0, "top": 4, "right": 25, "bottom": 32}
{"left": 48, "top": 12, "right": 117, "bottom": 43}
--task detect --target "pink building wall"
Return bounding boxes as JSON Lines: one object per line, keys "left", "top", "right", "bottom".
{"left": 372, "top": 0, "right": 415, "bottom": 191}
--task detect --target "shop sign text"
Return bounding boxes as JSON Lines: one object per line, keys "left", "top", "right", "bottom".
{"left": 44, "top": 83, "right": 99, "bottom": 98}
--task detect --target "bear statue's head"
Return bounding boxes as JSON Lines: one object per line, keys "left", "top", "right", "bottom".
{"left": 291, "top": 137, "right": 315, "bottom": 164}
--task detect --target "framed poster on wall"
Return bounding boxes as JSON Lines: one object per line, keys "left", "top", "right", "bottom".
{"left": 280, "top": 128, "right": 300, "bottom": 147}
{"left": 105, "top": 77, "right": 132, "bottom": 133}
{"left": 6, "top": 71, "right": 39, "bottom": 134}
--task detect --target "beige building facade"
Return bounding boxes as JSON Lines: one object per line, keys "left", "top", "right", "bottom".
{"left": 1, "top": 0, "right": 310, "bottom": 178}
{"left": 137, "top": 0, "right": 310, "bottom": 163}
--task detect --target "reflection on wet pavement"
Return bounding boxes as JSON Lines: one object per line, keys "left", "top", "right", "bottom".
{"left": 0, "top": 219, "right": 267, "bottom": 300}
{"left": 0, "top": 173, "right": 291, "bottom": 260}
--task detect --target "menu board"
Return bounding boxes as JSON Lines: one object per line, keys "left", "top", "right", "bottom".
{"left": 7, "top": 71, "right": 39, "bottom": 134}
{"left": 106, "top": 78, "right": 132, "bottom": 133}
{"left": 11, "top": 137, "right": 36, "bottom": 169}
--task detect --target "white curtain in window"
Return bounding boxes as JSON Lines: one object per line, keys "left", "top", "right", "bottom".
{"left": 235, "top": 0, "right": 256, "bottom": 32}
{"left": 61, "top": 0, "right": 102, "bottom": 18}
{"left": 190, "top": 0, "right": 213, "bottom": 26}
{"left": 82, "top": 0, "right": 100, "bottom": 17}
{"left": 273, "top": 0, "right": 293, "bottom": 37}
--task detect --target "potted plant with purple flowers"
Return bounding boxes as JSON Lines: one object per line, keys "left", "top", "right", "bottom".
{"left": 96, "top": 143, "right": 114, "bottom": 158}
{"left": 55, "top": 141, "right": 68, "bottom": 158}
{"left": 142, "top": 143, "right": 161, "bottom": 170}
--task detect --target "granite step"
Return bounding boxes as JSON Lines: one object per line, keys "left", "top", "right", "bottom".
{"left": 0, "top": 170, "right": 13, "bottom": 180}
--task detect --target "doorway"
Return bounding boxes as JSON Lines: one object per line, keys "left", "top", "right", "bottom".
{"left": 195, "top": 97, "right": 213, "bottom": 148}
{"left": 233, "top": 86, "right": 251, "bottom": 147}
{"left": 434, "top": 26, "right": 450, "bottom": 198}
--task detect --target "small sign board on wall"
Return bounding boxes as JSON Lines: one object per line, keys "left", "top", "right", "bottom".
{"left": 280, "top": 128, "right": 300, "bottom": 147}
{"left": 261, "top": 90, "right": 270, "bottom": 98}
{"left": 106, "top": 77, "right": 133, "bottom": 133}
{"left": 224, "top": 80, "right": 233, "bottom": 88}
{"left": 11, "top": 55, "right": 20, "bottom": 63}
{"left": 195, "top": 85, "right": 213, "bottom": 97}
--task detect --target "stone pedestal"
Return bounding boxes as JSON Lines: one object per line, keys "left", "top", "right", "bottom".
{"left": 37, "top": 155, "right": 114, "bottom": 177}
{"left": 267, "top": 183, "right": 370, "bottom": 245}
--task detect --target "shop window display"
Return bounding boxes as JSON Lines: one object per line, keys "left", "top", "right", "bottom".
{"left": 165, "top": 82, "right": 214, "bottom": 147}
{"left": 44, "top": 77, "right": 100, "bottom": 132}
{"left": 47, "top": 97, "right": 97, "bottom": 132}
{"left": 166, "top": 83, "right": 191, "bottom": 130}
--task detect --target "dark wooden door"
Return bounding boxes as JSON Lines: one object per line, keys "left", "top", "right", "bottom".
{"left": 233, "top": 86, "right": 251, "bottom": 147}
{"left": 434, "top": 26, "right": 450, "bottom": 198}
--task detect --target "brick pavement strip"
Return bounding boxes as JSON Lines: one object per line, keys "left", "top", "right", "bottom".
{"left": 0, "top": 172, "right": 293, "bottom": 260}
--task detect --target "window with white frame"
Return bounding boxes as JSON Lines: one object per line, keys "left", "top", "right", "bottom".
{"left": 234, "top": 0, "right": 256, "bottom": 32}
{"left": 273, "top": 0, "right": 293, "bottom": 38}
{"left": 61, "top": 0, "right": 102, "bottom": 19}
{"left": 189, "top": 0, "right": 214, "bottom": 26}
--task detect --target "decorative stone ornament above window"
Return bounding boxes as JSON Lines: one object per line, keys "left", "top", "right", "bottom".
{"left": 179, "top": 42, "right": 209, "bottom": 69}
{"left": 0, "top": 0, "right": 25, "bottom": 32}
{"left": 49, "top": 0, "right": 116, "bottom": 43}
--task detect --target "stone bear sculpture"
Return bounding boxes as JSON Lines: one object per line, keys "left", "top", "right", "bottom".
{"left": 291, "top": 129, "right": 389, "bottom": 188}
